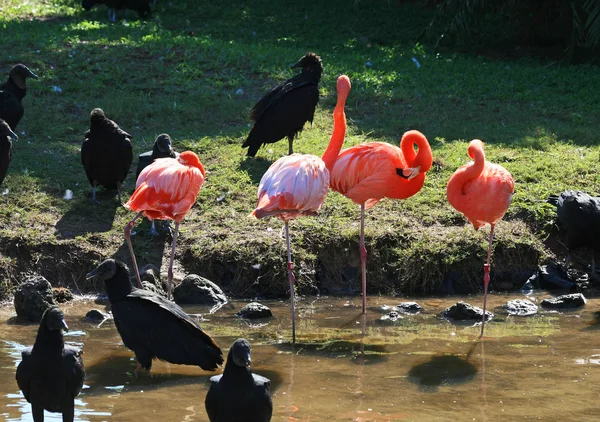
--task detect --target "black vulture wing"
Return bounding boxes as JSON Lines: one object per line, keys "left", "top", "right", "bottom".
{"left": 249, "top": 75, "right": 315, "bottom": 123}
{"left": 81, "top": 134, "right": 94, "bottom": 186}
{"left": 15, "top": 348, "right": 34, "bottom": 402}
{"left": 119, "top": 135, "right": 133, "bottom": 183}
{"left": 205, "top": 375, "right": 222, "bottom": 421}
{"left": 0, "top": 89, "right": 21, "bottom": 130}
{"left": 62, "top": 346, "right": 85, "bottom": 399}
{"left": 112, "top": 289, "right": 223, "bottom": 371}
{"left": 248, "top": 374, "right": 273, "bottom": 422}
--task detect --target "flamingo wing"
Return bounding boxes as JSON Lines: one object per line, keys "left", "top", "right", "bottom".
{"left": 331, "top": 142, "right": 404, "bottom": 206}
{"left": 252, "top": 154, "right": 330, "bottom": 219}
{"left": 127, "top": 157, "right": 205, "bottom": 220}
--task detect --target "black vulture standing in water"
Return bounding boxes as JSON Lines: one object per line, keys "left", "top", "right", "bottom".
{"left": 81, "top": 0, "right": 151, "bottom": 21}
{"left": 16, "top": 306, "right": 85, "bottom": 422}
{"left": 135, "top": 133, "right": 179, "bottom": 235}
{"left": 0, "top": 64, "right": 38, "bottom": 130}
{"left": 81, "top": 108, "right": 133, "bottom": 203}
{"left": 0, "top": 118, "right": 18, "bottom": 187}
{"left": 548, "top": 190, "right": 600, "bottom": 278}
{"left": 242, "top": 52, "right": 323, "bottom": 157}
{"left": 86, "top": 259, "right": 224, "bottom": 375}
{"left": 205, "top": 338, "right": 273, "bottom": 422}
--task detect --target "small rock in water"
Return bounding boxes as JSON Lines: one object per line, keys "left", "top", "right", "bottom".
{"left": 541, "top": 293, "right": 586, "bottom": 310}
{"left": 85, "top": 309, "right": 110, "bottom": 322}
{"left": 14, "top": 276, "right": 57, "bottom": 322}
{"left": 377, "top": 311, "right": 403, "bottom": 325}
{"left": 173, "top": 274, "right": 227, "bottom": 305}
{"left": 52, "top": 287, "right": 73, "bottom": 303}
{"left": 502, "top": 299, "right": 538, "bottom": 316}
{"left": 395, "top": 302, "right": 422, "bottom": 314}
{"left": 236, "top": 302, "right": 273, "bottom": 319}
{"left": 440, "top": 302, "right": 493, "bottom": 322}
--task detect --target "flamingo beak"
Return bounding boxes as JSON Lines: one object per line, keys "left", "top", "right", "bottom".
{"left": 396, "top": 166, "right": 421, "bottom": 180}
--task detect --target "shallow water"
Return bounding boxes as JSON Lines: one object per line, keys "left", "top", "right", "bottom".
{"left": 1, "top": 293, "right": 600, "bottom": 421}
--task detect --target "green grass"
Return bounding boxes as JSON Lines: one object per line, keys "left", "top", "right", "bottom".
{"left": 0, "top": 0, "right": 599, "bottom": 298}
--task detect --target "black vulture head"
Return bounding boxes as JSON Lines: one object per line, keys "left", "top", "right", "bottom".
{"left": 230, "top": 338, "right": 252, "bottom": 368}
{"left": 86, "top": 258, "right": 117, "bottom": 283}
{"left": 89, "top": 108, "right": 107, "bottom": 124}
{"left": 42, "top": 306, "right": 69, "bottom": 332}
{"left": 81, "top": 0, "right": 98, "bottom": 11}
{"left": 8, "top": 64, "right": 38, "bottom": 90}
{"left": 290, "top": 52, "right": 323, "bottom": 72}
{"left": 0, "top": 119, "right": 18, "bottom": 141}
{"left": 154, "top": 133, "right": 173, "bottom": 153}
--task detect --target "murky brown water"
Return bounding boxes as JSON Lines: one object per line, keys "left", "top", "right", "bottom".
{"left": 2, "top": 293, "right": 600, "bottom": 421}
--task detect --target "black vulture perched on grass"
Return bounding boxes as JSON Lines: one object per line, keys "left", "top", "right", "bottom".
{"left": 16, "top": 306, "right": 85, "bottom": 422}
{"left": 81, "top": 108, "right": 133, "bottom": 203}
{"left": 86, "top": 259, "right": 224, "bottom": 375}
{"left": 0, "top": 64, "right": 38, "bottom": 130}
{"left": 242, "top": 52, "right": 323, "bottom": 157}
{"left": 548, "top": 190, "right": 600, "bottom": 278}
{"left": 0, "top": 118, "right": 18, "bottom": 187}
{"left": 135, "top": 133, "right": 179, "bottom": 235}
{"left": 81, "top": 0, "right": 151, "bottom": 22}
{"left": 205, "top": 338, "right": 273, "bottom": 422}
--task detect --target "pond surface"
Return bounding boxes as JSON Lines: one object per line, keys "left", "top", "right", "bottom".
{"left": 1, "top": 293, "right": 600, "bottom": 421}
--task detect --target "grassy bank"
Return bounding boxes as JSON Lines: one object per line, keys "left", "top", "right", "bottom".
{"left": 1, "top": 0, "right": 599, "bottom": 299}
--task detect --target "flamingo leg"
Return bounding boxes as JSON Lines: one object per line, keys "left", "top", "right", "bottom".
{"left": 125, "top": 211, "right": 144, "bottom": 288}
{"left": 285, "top": 221, "right": 296, "bottom": 344}
{"left": 166, "top": 221, "right": 180, "bottom": 300}
{"left": 360, "top": 204, "right": 367, "bottom": 315}
{"left": 480, "top": 224, "right": 494, "bottom": 337}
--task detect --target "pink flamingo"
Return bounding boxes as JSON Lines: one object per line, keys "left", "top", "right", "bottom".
{"left": 125, "top": 151, "right": 206, "bottom": 300}
{"left": 446, "top": 139, "right": 514, "bottom": 336}
{"left": 251, "top": 75, "right": 351, "bottom": 342}
{"left": 328, "top": 131, "right": 433, "bottom": 314}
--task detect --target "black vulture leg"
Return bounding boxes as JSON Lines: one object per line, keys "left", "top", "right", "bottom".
{"left": 149, "top": 220, "right": 159, "bottom": 236}
{"left": 125, "top": 211, "right": 144, "bottom": 288}
{"left": 288, "top": 136, "right": 294, "bottom": 155}
{"left": 116, "top": 181, "right": 123, "bottom": 204}
{"left": 91, "top": 182, "right": 99, "bottom": 203}
{"left": 134, "top": 362, "right": 143, "bottom": 378}
{"left": 166, "top": 221, "right": 180, "bottom": 300}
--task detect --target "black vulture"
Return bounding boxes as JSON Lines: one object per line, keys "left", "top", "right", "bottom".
{"left": 86, "top": 259, "right": 224, "bottom": 375}
{"left": 81, "top": 108, "right": 133, "bottom": 203}
{"left": 0, "top": 118, "right": 18, "bottom": 186}
{"left": 205, "top": 338, "right": 273, "bottom": 422}
{"left": 135, "top": 133, "right": 179, "bottom": 235}
{"left": 81, "top": 0, "right": 151, "bottom": 21}
{"left": 16, "top": 306, "right": 85, "bottom": 422}
{"left": 548, "top": 190, "right": 600, "bottom": 278}
{"left": 242, "top": 52, "right": 323, "bottom": 157}
{"left": 0, "top": 64, "right": 38, "bottom": 130}
{"left": 135, "top": 133, "right": 179, "bottom": 180}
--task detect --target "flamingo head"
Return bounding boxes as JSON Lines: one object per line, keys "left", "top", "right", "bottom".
{"left": 178, "top": 151, "right": 206, "bottom": 176}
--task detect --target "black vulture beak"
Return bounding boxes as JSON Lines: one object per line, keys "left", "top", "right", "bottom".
{"left": 246, "top": 356, "right": 251, "bottom": 367}
{"left": 86, "top": 268, "right": 98, "bottom": 280}
{"left": 7, "top": 127, "right": 18, "bottom": 141}
{"left": 27, "top": 68, "right": 39, "bottom": 80}
{"left": 61, "top": 319, "right": 69, "bottom": 332}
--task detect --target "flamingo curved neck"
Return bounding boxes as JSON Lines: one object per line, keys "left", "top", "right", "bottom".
{"left": 322, "top": 103, "right": 347, "bottom": 172}
{"left": 446, "top": 143, "right": 486, "bottom": 205}
{"left": 401, "top": 132, "right": 433, "bottom": 171}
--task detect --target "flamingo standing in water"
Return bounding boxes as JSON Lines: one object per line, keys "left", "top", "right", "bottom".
{"left": 328, "top": 131, "right": 433, "bottom": 314}
{"left": 251, "top": 75, "right": 351, "bottom": 342}
{"left": 446, "top": 139, "right": 514, "bottom": 336}
{"left": 125, "top": 151, "right": 206, "bottom": 299}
